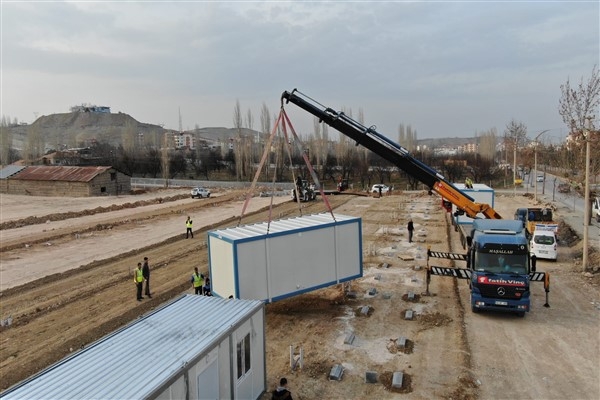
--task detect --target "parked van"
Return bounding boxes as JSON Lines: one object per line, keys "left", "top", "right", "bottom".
{"left": 530, "top": 230, "right": 557, "bottom": 261}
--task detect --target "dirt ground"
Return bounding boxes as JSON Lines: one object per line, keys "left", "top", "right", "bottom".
{"left": 1, "top": 188, "right": 599, "bottom": 399}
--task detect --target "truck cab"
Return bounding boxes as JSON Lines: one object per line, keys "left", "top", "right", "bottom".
{"left": 467, "top": 219, "right": 536, "bottom": 317}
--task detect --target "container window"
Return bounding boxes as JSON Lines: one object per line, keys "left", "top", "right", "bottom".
{"left": 237, "top": 333, "right": 251, "bottom": 379}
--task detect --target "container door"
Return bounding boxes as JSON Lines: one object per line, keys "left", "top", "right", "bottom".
{"left": 197, "top": 360, "right": 219, "bottom": 400}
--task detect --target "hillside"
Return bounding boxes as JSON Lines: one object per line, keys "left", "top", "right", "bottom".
{"left": 4, "top": 112, "right": 257, "bottom": 152}
{"left": 4, "top": 110, "right": 477, "bottom": 153}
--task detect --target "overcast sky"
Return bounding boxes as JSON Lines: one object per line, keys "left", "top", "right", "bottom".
{"left": 2, "top": 1, "right": 598, "bottom": 144}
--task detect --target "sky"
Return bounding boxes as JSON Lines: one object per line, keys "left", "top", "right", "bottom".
{"left": 1, "top": 1, "right": 598, "bottom": 144}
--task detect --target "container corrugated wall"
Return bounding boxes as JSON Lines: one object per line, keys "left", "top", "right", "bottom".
{"left": 208, "top": 213, "right": 363, "bottom": 302}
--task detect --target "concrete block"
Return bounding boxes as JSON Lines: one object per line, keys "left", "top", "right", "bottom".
{"left": 407, "top": 291, "right": 415, "bottom": 301}
{"left": 414, "top": 265, "right": 422, "bottom": 271}
{"left": 397, "top": 336, "right": 407, "bottom": 349}
{"left": 374, "top": 274, "right": 382, "bottom": 281}
{"left": 361, "top": 306, "right": 370, "bottom": 315}
{"left": 346, "top": 291, "right": 357, "bottom": 299}
{"left": 392, "top": 372, "right": 404, "bottom": 389}
{"left": 382, "top": 293, "right": 392, "bottom": 299}
{"left": 329, "top": 364, "right": 344, "bottom": 381}
{"left": 365, "top": 371, "right": 378, "bottom": 383}
{"left": 405, "top": 310, "right": 414, "bottom": 320}
{"left": 344, "top": 333, "right": 355, "bottom": 345}
{"left": 382, "top": 263, "right": 389, "bottom": 269}
{"left": 368, "top": 288, "right": 377, "bottom": 296}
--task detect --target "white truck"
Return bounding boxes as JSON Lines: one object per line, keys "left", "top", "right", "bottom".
{"left": 593, "top": 196, "right": 600, "bottom": 223}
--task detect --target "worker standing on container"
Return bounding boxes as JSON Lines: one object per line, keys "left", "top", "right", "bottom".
{"left": 185, "top": 216, "right": 194, "bottom": 239}
{"left": 142, "top": 256, "right": 152, "bottom": 299}
{"left": 191, "top": 267, "right": 204, "bottom": 295}
{"left": 134, "top": 262, "right": 144, "bottom": 301}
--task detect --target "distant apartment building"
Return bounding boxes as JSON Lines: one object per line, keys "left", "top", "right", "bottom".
{"left": 70, "top": 104, "right": 111, "bottom": 113}
{"left": 460, "top": 143, "right": 478, "bottom": 153}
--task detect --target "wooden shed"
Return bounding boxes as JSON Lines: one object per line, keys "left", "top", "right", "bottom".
{"left": 0, "top": 295, "right": 266, "bottom": 400}
{"left": 0, "top": 165, "right": 130, "bottom": 196}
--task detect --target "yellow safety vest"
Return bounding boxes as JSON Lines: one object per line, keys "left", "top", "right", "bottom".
{"left": 186, "top": 220, "right": 193, "bottom": 228}
{"left": 192, "top": 273, "right": 203, "bottom": 288}
{"left": 134, "top": 268, "right": 144, "bottom": 283}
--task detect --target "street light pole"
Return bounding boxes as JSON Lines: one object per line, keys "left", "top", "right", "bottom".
{"left": 533, "top": 130, "right": 549, "bottom": 203}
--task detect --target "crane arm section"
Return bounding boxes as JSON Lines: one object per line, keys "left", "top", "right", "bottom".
{"left": 282, "top": 89, "right": 502, "bottom": 219}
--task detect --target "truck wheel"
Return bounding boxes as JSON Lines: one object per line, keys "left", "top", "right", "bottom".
{"left": 471, "top": 305, "right": 479, "bottom": 313}
{"left": 516, "top": 311, "right": 525, "bottom": 318}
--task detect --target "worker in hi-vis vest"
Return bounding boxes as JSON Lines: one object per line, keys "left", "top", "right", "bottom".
{"left": 186, "top": 216, "right": 194, "bottom": 239}
{"left": 134, "top": 262, "right": 144, "bottom": 301}
{"left": 191, "top": 267, "right": 204, "bottom": 295}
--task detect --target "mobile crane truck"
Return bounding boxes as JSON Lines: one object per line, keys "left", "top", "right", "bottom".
{"left": 281, "top": 89, "right": 549, "bottom": 317}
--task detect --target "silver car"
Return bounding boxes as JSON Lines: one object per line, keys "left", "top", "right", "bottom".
{"left": 191, "top": 187, "right": 211, "bottom": 198}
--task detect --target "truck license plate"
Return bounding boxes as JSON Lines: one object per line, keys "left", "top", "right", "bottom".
{"left": 540, "top": 250, "right": 548, "bottom": 254}
{"left": 495, "top": 301, "right": 508, "bottom": 306}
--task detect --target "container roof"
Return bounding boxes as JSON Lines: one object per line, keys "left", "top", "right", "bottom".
{"left": 1, "top": 295, "right": 264, "bottom": 399}
{"left": 209, "top": 213, "right": 360, "bottom": 241}
{"left": 8, "top": 166, "right": 112, "bottom": 182}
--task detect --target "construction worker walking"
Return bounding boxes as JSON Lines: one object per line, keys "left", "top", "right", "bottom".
{"left": 185, "top": 216, "right": 194, "bottom": 239}
{"left": 142, "top": 256, "right": 152, "bottom": 298}
{"left": 134, "top": 262, "right": 144, "bottom": 301}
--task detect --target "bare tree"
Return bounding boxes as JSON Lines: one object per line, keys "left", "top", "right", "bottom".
{"left": 233, "top": 99, "right": 244, "bottom": 180}
{"left": 558, "top": 65, "right": 600, "bottom": 181}
{"left": 24, "top": 124, "right": 45, "bottom": 163}
{"left": 559, "top": 65, "right": 599, "bottom": 133}
{"left": 478, "top": 128, "right": 498, "bottom": 161}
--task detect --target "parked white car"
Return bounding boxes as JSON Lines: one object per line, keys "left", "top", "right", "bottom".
{"left": 530, "top": 230, "right": 557, "bottom": 261}
{"left": 536, "top": 175, "right": 544, "bottom": 182}
{"left": 191, "top": 187, "right": 211, "bottom": 198}
{"left": 371, "top": 184, "right": 390, "bottom": 194}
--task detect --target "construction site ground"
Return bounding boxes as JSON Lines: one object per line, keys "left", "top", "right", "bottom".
{"left": 1, "top": 188, "right": 599, "bottom": 399}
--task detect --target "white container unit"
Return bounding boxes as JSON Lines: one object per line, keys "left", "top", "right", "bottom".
{"left": 1, "top": 295, "right": 266, "bottom": 400}
{"left": 452, "top": 183, "right": 495, "bottom": 225}
{"left": 208, "top": 213, "right": 363, "bottom": 302}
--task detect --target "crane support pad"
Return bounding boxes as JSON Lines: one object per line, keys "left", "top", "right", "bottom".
{"left": 429, "top": 266, "right": 471, "bottom": 279}
{"left": 427, "top": 250, "right": 468, "bottom": 261}
{"left": 529, "top": 272, "right": 547, "bottom": 282}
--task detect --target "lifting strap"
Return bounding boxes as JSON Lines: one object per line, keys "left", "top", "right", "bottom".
{"left": 237, "top": 112, "right": 283, "bottom": 228}
{"left": 237, "top": 106, "right": 336, "bottom": 227}
{"left": 280, "top": 108, "right": 336, "bottom": 221}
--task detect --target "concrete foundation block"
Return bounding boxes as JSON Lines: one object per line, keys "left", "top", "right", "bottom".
{"left": 365, "top": 371, "right": 378, "bottom": 383}
{"left": 407, "top": 291, "right": 415, "bottom": 301}
{"left": 329, "top": 364, "right": 344, "bottom": 381}
{"left": 344, "top": 333, "right": 355, "bottom": 345}
{"left": 346, "top": 291, "right": 357, "bottom": 299}
{"left": 405, "top": 310, "right": 414, "bottom": 320}
{"left": 368, "top": 288, "right": 377, "bottom": 296}
{"left": 397, "top": 336, "right": 407, "bottom": 349}
{"left": 392, "top": 372, "right": 404, "bottom": 389}
{"left": 361, "top": 306, "right": 370, "bottom": 315}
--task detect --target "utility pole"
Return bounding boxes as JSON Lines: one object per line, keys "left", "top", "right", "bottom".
{"left": 582, "top": 117, "right": 593, "bottom": 271}
{"left": 533, "top": 130, "right": 549, "bottom": 203}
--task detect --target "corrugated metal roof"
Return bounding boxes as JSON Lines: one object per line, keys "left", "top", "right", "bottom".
{"left": 0, "top": 165, "right": 26, "bottom": 179}
{"left": 1, "top": 295, "right": 264, "bottom": 399}
{"left": 210, "top": 213, "right": 359, "bottom": 241}
{"left": 8, "top": 166, "right": 112, "bottom": 182}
